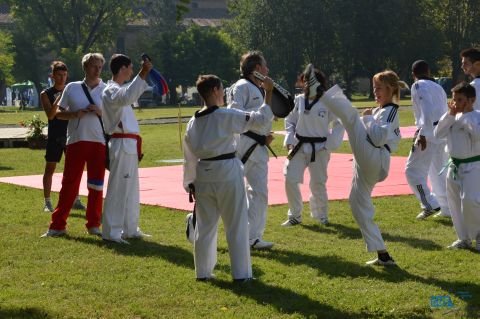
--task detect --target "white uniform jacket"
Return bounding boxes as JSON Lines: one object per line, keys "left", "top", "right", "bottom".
{"left": 183, "top": 105, "right": 274, "bottom": 191}
{"left": 471, "top": 78, "right": 480, "bottom": 111}
{"left": 227, "top": 78, "right": 272, "bottom": 163}
{"left": 434, "top": 110, "right": 480, "bottom": 159}
{"left": 362, "top": 103, "right": 401, "bottom": 153}
{"left": 411, "top": 78, "right": 448, "bottom": 143}
{"left": 284, "top": 94, "right": 344, "bottom": 153}
{"left": 102, "top": 76, "right": 148, "bottom": 155}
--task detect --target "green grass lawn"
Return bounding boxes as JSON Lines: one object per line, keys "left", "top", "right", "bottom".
{"left": 2, "top": 107, "right": 479, "bottom": 319}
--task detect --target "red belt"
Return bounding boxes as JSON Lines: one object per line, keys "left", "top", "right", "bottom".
{"left": 110, "top": 133, "right": 144, "bottom": 161}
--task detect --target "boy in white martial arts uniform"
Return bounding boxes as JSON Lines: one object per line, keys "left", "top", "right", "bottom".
{"left": 317, "top": 70, "right": 404, "bottom": 266}
{"left": 405, "top": 60, "right": 451, "bottom": 220}
{"left": 282, "top": 66, "right": 344, "bottom": 226}
{"left": 434, "top": 82, "right": 480, "bottom": 251}
{"left": 460, "top": 48, "right": 480, "bottom": 110}
{"left": 183, "top": 74, "right": 274, "bottom": 281}
{"left": 101, "top": 54, "right": 153, "bottom": 244}
{"left": 227, "top": 51, "right": 275, "bottom": 250}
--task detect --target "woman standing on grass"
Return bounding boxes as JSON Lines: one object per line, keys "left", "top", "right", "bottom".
{"left": 318, "top": 70, "right": 405, "bottom": 266}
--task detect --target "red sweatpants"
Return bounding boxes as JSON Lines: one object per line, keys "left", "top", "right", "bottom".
{"left": 50, "top": 141, "right": 106, "bottom": 231}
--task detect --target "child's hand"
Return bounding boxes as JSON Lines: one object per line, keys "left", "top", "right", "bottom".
{"left": 448, "top": 100, "right": 458, "bottom": 115}
{"left": 265, "top": 133, "right": 274, "bottom": 146}
{"left": 362, "top": 108, "right": 372, "bottom": 116}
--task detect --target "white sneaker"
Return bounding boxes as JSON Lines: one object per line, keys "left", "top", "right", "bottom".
{"left": 87, "top": 227, "right": 102, "bottom": 237}
{"left": 366, "top": 257, "right": 396, "bottom": 266}
{"left": 416, "top": 208, "right": 439, "bottom": 220}
{"left": 281, "top": 218, "right": 301, "bottom": 227}
{"left": 40, "top": 229, "right": 66, "bottom": 238}
{"left": 43, "top": 202, "right": 54, "bottom": 213}
{"left": 447, "top": 239, "right": 472, "bottom": 249}
{"left": 73, "top": 199, "right": 86, "bottom": 210}
{"left": 103, "top": 237, "right": 130, "bottom": 245}
{"left": 251, "top": 239, "right": 274, "bottom": 250}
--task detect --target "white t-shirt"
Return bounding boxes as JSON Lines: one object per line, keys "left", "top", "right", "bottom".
{"left": 59, "top": 80, "right": 106, "bottom": 145}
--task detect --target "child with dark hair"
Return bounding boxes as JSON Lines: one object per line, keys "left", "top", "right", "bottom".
{"left": 101, "top": 54, "right": 153, "bottom": 244}
{"left": 434, "top": 82, "right": 480, "bottom": 251}
{"left": 41, "top": 61, "right": 86, "bottom": 213}
{"left": 183, "top": 74, "right": 274, "bottom": 281}
{"left": 282, "top": 64, "right": 344, "bottom": 227}
{"left": 405, "top": 60, "right": 450, "bottom": 221}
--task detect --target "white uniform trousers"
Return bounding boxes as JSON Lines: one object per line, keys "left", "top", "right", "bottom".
{"left": 405, "top": 141, "right": 450, "bottom": 215}
{"left": 244, "top": 158, "right": 269, "bottom": 244}
{"left": 284, "top": 149, "right": 330, "bottom": 221}
{"left": 194, "top": 166, "right": 252, "bottom": 280}
{"left": 447, "top": 163, "right": 480, "bottom": 240}
{"left": 102, "top": 138, "right": 140, "bottom": 240}
{"left": 321, "top": 88, "right": 387, "bottom": 252}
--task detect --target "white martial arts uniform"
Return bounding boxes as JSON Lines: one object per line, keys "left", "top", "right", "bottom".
{"left": 471, "top": 78, "right": 480, "bottom": 111}
{"left": 228, "top": 78, "right": 273, "bottom": 245}
{"left": 319, "top": 85, "right": 401, "bottom": 252}
{"left": 183, "top": 104, "right": 274, "bottom": 280}
{"left": 434, "top": 110, "right": 480, "bottom": 242}
{"left": 405, "top": 78, "right": 450, "bottom": 215}
{"left": 101, "top": 75, "right": 149, "bottom": 241}
{"left": 283, "top": 94, "right": 344, "bottom": 222}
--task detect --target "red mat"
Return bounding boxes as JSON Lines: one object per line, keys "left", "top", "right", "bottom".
{"left": 0, "top": 154, "right": 412, "bottom": 211}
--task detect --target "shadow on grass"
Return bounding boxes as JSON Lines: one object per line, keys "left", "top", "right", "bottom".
{"left": 0, "top": 307, "right": 52, "bottom": 319}
{"left": 255, "top": 248, "right": 480, "bottom": 318}
{"left": 209, "top": 278, "right": 360, "bottom": 319}
{"left": 66, "top": 235, "right": 194, "bottom": 269}
{"left": 0, "top": 166, "right": 13, "bottom": 171}
{"left": 303, "top": 222, "right": 443, "bottom": 250}
{"left": 432, "top": 218, "right": 453, "bottom": 227}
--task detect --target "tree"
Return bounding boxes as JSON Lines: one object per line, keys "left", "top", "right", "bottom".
{"left": 439, "top": 0, "right": 480, "bottom": 84}
{"left": 0, "top": 30, "right": 15, "bottom": 102}
{"left": 225, "top": 0, "right": 337, "bottom": 91}
{"left": 8, "top": 0, "right": 140, "bottom": 82}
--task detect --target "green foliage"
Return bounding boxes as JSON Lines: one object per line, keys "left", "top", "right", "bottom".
{"left": 8, "top": 0, "right": 139, "bottom": 83}
{"left": 176, "top": 0, "right": 191, "bottom": 22}
{"left": 0, "top": 30, "right": 15, "bottom": 88}
{"left": 19, "top": 114, "right": 47, "bottom": 142}
{"left": 172, "top": 25, "right": 239, "bottom": 85}
{"left": 224, "top": 0, "right": 480, "bottom": 94}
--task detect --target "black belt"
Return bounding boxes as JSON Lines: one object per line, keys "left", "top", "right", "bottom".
{"left": 287, "top": 133, "right": 327, "bottom": 162}
{"left": 201, "top": 152, "right": 236, "bottom": 161}
{"left": 366, "top": 135, "right": 391, "bottom": 153}
{"left": 241, "top": 131, "right": 277, "bottom": 164}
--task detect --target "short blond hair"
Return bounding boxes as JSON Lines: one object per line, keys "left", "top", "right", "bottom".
{"left": 81, "top": 53, "right": 105, "bottom": 71}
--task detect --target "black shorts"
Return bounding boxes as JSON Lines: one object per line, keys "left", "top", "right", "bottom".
{"left": 45, "top": 137, "right": 66, "bottom": 163}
